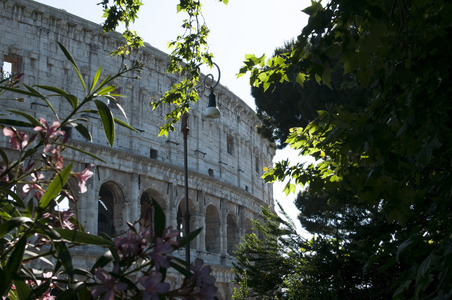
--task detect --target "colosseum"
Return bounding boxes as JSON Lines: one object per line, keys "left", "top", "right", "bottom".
{"left": 0, "top": 0, "right": 275, "bottom": 298}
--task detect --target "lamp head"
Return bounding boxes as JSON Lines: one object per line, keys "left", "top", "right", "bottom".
{"left": 204, "top": 89, "right": 221, "bottom": 119}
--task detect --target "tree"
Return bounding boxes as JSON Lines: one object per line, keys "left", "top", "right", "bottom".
{"left": 99, "top": 0, "right": 229, "bottom": 135}
{"left": 253, "top": 41, "right": 367, "bottom": 148}
{"left": 241, "top": 0, "right": 452, "bottom": 298}
{"left": 234, "top": 189, "right": 404, "bottom": 299}
{"left": 233, "top": 205, "right": 304, "bottom": 299}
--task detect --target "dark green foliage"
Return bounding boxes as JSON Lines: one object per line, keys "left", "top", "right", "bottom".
{"left": 241, "top": 0, "right": 452, "bottom": 298}
{"left": 233, "top": 205, "right": 303, "bottom": 299}
{"left": 253, "top": 42, "right": 367, "bottom": 148}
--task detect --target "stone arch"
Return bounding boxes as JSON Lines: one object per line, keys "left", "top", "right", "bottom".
{"left": 245, "top": 217, "right": 253, "bottom": 236}
{"left": 98, "top": 181, "right": 124, "bottom": 236}
{"left": 227, "top": 212, "right": 239, "bottom": 254}
{"left": 205, "top": 204, "right": 221, "bottom": 253}
{"left": 176, "top": 197, "right": 196, "bottom": 239}
{"left": 140, "top": 189, "right": 166, "bottom": 239}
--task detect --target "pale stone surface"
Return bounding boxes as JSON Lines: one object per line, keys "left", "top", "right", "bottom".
{"left": 0, "top": 0, "right": 275, "bottom": 298}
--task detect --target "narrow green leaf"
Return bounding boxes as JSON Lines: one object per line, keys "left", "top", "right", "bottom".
{"left": 0, "top": 119, "right": 34, "bottom": 128}
{"left": 74, "top": 123, "right": 92, "bottom": 141}
{"left": 57, "top": 42, "right": 86, "bottom": 93}
{"left": 64, "top": 144, "right": 106, "bottom": 163}
{"left": 56, "top": 282, "right": 85, "bottom": 300}
{"left": 114, "top": 117, "right": 139, "bottom": 132}
{"left": 54, "top": 228, "right": 113, "bottom": 247}
{"left": 177, "top": 227, "right": 203, "bottom": 248}
{"left": 95, "top": 85, "right": 115, "bottom": 96}
{"left": 12, "top": 279, "right": 32, "bottom": 300}
{"left": 28, "top": 278, "right": 51, "bottom": 300}
{"left": 7, "top": 110, "right": 41, "bottom": 126}
{"left": 90, "top": 250, "right": 113, "bottom": 273}
{"left": 93, "top": 75, "right": 112, "bottom": 94}
{"left": 169, "top": 257, "right": 191, "bottom": 277}
{"left": 38, "top": 164, "right": 72, "bottom": 212}
{"left": 54, "top": 241, "right": 74, "bottom": 279}
{"left": 4, "top": 188, "right": 25, "bottom": 208}
{"left": 0, "top": 217, "right": 33, "bottom": 237}
{"left": 0, "top": 86, "right": 41, "bottom": 97}
{"left": 94, "top": 100, "right": 115, "bottom": 147}
{"left": 23, "top": 85, "right": 59, "bottom": 117}
{"left": 5, "top": 236, "right": 27, "bottom": 285}
{"left": 90, "top": 65, "right": 102, "bottom": 93}
{"left": 34, "top": 85, "right": 78, "bottom": 110}
{"left": 0, "top": 148, "right": 8, "bottom": 166}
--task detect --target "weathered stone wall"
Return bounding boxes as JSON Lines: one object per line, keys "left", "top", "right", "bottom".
{"left": 1, "top": 0, "right": 275, "bottom": 297}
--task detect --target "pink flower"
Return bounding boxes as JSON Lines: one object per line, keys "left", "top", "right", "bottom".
{"left": 0, "top": 165, "right": 9, "bottom": 182}
{"left": 181, "top": 258, "right": 217, "bottom": 299}
{"left": 162, "top": 226, "right": 179, "bottom": 246}
{"left": 23, "top": 172, "right": 45, "bottom": 199}
{"left": 34, "top": 118, "right": 65, "bottom": 139}
{"left": 91, "top": 267, "right": 127, "bottom": 300}
{"left": 43, "top": 144, "right": 64, "bottom": 170}
{"left": 139, "top": 271, "right": 170, "bottom": 300}
{"left": 148, "top": 237, "right": 173, "bottom": 270}
{"left": 3, "top": 126, "right": 28, "bottom": 150}
{"left": 74, "top": 164, "right": 93, "bottom": 193}
{"left": 45, "top": 209, "right": 76, "bottom": 230}
{"left": 114, "top": 229, "right": 149, "bottom": 257}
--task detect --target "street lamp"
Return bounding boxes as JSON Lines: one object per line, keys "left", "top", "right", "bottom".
{"left": 182, "top": 63, "right": 221, "bottom": 268}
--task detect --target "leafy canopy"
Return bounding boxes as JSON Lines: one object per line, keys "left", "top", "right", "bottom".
{"left": 239, "top": 0, "right": 452, "bottom": 298}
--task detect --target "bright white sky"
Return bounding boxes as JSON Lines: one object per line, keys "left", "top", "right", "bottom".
{"left": 36, "top": 0, "right": 312, "bottom": 235}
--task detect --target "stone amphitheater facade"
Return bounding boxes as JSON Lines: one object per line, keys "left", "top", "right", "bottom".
{"left": 0, "top": 0, "right": 275, "bottom": 298}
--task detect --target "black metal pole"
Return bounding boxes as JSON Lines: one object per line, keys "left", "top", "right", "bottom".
{"left": 182, "top": 113, "right": 190, "bottom": 270}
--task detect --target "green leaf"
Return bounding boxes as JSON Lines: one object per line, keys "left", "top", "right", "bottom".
{"left": 396, "top": 237, "right": 413, "bottom": 261}
{"left": 0, "top": 217, "right": 33, "bottom": 237}
{"left": 57, "top": 42, "right": 86, "bottom": 93}
{"left": 74, "top": 123, "right": 92, "bottom": 141}
{"left": 94, "top": 100, "right": 115, "bottom": 147}
{"left": 90, "top": 250, "right": 113, "bottom": 273}
{"left": 90, "top": 65, "right": 102, "bottom": 93}
{"left": 1, "top": 236, "right": 27, "bottom": 296}
{"left": 34, "top": 85, "right": 78, "bottom": 110}
{"left": 0, "top": 148, "right": 8, "bottom": 166}
{"left": 55, "top": 282, "right": 86, "bottom": 300}
{"left": 95, "top": 85, "right": 115, "bottom": 96}
{"left": 54, "top": 241, "right": 74, "bottom": 280}
{"left": 54, "top": 228, "right": 113, "bottom": 247}
{"left": 177, "top": 227, "right": 202, "bottom": 249}
{"left": 64, "top": 144, "right": 106, "bottom": 163}
{"left": 114, "top": 117, "right": 140, "bottom": 132}
{"left": 0, "top": 86, "right": 41, "bottom": 97}
{"left": 169, "top": 257, "right": 191, "bottom": 278}
{"left": 6, "top": 110, "right": 41, "bottom": 127}
{"left": 296, "top": 73, "right": 307, "bottom": 86}
{"left": 12, "top": 279, "right": 32, "bottom": 300}
{"left": 38, "top": 164, "right": 72, "bottom": 212}
{"left": 4, "top": 188, "right": 25, "bottom": 208}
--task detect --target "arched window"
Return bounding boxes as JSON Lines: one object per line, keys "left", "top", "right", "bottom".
{"left": 245, "top": 218, "right": 253, "bottom": 236}
{"left": 227, "top": 213, "right": 238, "bottom": 254}
{"left": 98, "top": 187, "right": 115, "bottom": 236}
{"left": 205, "top": 205, "right": 220, "bottom": 253}
{"left": 98, "top": 181, "right": 124, "bottom": 236}
{"left": 140, "top": 190, "right": 166, "bottom": 240}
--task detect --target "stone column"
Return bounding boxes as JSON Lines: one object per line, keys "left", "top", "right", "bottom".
{"left": 129, "top": 173, "right": 141, "bottom": 227}
{"left": 220, "top": 201, "right": 227, "bottom": 256}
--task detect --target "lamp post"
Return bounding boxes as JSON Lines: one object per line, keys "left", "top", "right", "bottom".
{"left": 182, "top": 63, "right": 221, "bottom": 269}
